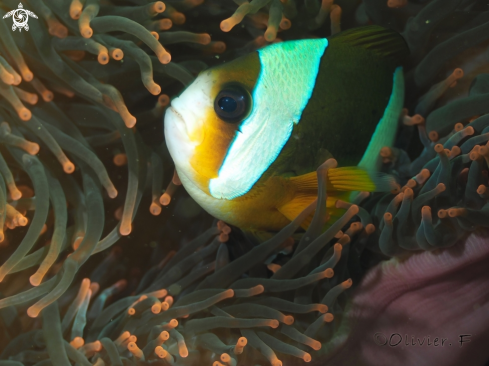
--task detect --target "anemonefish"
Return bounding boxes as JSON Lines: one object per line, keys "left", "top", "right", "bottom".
{"left": 164, "top": 25, "right": 409, "bottom": 234}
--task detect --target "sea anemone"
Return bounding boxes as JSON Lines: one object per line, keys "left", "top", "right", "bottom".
{"left": 0, "top": 0, "right": 489, "bottom": 365}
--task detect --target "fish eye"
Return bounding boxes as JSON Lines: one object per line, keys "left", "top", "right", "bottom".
{"left": 214, "top": 87, "right": 251, "bottom": 123}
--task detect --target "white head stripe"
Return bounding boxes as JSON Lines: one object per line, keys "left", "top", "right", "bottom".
{"left": 209, "top": 38, "right": 329, "bottom": 200}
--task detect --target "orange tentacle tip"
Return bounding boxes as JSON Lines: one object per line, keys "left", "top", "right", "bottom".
{"left": 158, "top": 94, "right": 170, "bottom": 106}
{"left": 150, "top": 202, "right": 162, "bottom": 216}
{"left": 421, "top": 205, "right": 432, "bottom": 218}
{"left": 9, "top": 187, "right": 22, "bottom": 201}
{"left": 269, "top": 319, "right": 279, "bottom": 328}
{"left": 348, "top": 204, "right": 360, "bottom": 215}
{"left": 454, "top": 122, "right": 464, "bottom": 132}
{"left": 220, "top": 353, "right": 231, "bottom": 363}
{"left": 365, "top": 223, "right": 375, "bottom": 234}
{"left": 159, "top": 192, "right": 171, "bottom": 206}
{"left": 323, "top": 268, "right": 334, "bottom": 278}
{"left": 70, "top": 337, "right": 85, "bottom": 349}
{"left": 171, "top": 12, "right": 186, "bottom": 25}
{"left": 81, "top": 27, "right": 93, "bottom": 39}
{"left": 279, "top": 18, "right": 291, "bottom": 30}
{"left": 387, "top": 0, "right": 408, "bottom": 8}
{"left": 477, "top": 185, "right": 487, "bottom": 195}
{"left": 284, "top": 315, "right": 294, "bottom": 325}
{"left": 428, "top": 130, "right": 439, "bottom": 142}
{"left": 97, "top": 51, "right": 109, "bottom": 65}
{"left": 220, "top": 19, "right": 234, "bottom": 32}
{"left": 449, "top": 146, "right": 461, "bottom": 158}
{"left": 436, "top": 183, "right": 446, "bottom": 192}
{"left": 218, "top": 232, "right": 229, "bottom": 242}
{"left": 323, "top": 313, "right": 334, "bottom": 322}
{"left": 172, "top": 170, "right": 182, "bottom": 185}
{"left": 119, "top": 221, "right": 132, "bottom": 236}
{"left": 154, "top": 1, "right": 166, "bottom": 13}
{"left": 110, "top": 48, "right": 124, "bottom": 60}
{"left": 155, "top": 345, "right": 167, "bottom": 358}
{"left": 380, "top": 146, "right": 392, "bottom": 158}
{"left": 18, "top": 107, "right": 32, "bottom": 121}
{"left": 26, "top": 306, "right": 41, "bottom": 318}
{"left": 434, "top": 143, "right": 445, "bottom": 153}
{"left": 406, "top": 179, "right": 416, "bottom": 189}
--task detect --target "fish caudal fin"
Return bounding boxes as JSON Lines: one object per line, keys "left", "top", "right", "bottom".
{"left": 277, "top": 166, "right": 397, "bottom": 229}
{"left": 330, "top": 26, "right": 408, "bottom": 171}
{"left": 358, "top": 67, "right": 404, "bottom": 171}
{"left": 327, "top": 166, "right": 398, "bottom": 192}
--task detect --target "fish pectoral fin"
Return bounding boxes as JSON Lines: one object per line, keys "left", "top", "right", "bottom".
{"left": 328, "top": 166, "right": 399, "bottom": 192}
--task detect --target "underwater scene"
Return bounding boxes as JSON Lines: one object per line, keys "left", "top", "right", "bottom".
{"left": 0, "top": 0, "right": 489, "bottom": 365}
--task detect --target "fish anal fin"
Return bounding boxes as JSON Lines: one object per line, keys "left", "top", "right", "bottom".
{"left": 278, "top": 194, "right": 315, "bottom": 229}
{"left": 278, "top": 171, "right": 349, "bottom": 229}
{"left": 278, "top": 193, "right": 348, "bottom": 230}
{"left": 278, "top": 166, "right": 397, "bottom": 229}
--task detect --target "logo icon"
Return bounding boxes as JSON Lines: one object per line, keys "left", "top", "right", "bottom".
{"left": 2, "top": 3, "right": 38, "bottom": 32}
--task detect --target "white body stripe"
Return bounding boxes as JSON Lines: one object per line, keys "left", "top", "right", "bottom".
{"left": 209, "top": 38, "right": 329, "bottom": 200}
{"left": 358, "top": 67, "right": 404, "bottom": 171}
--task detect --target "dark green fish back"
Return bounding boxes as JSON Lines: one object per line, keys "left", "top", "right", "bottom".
{"left": 274, "top": 26, "right": 410, "bottom": 177}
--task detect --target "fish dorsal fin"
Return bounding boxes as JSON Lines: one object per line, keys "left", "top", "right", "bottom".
{"left": 277, "top": 166, "right": 397, "bottom": 229}
{"left": 329, "top": 25, "right": 409, "bottom": 64}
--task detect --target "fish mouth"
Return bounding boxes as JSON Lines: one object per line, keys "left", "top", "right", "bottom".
{"left": 169, "top": 106, "right": 183, "bottom": 121}
{"left": 167, "top": 106, "right": 189, "bottom": 137}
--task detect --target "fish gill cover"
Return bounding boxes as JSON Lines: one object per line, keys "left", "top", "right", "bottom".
{"left": 0, "top": 0, "right": 488, "bottom": 365}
